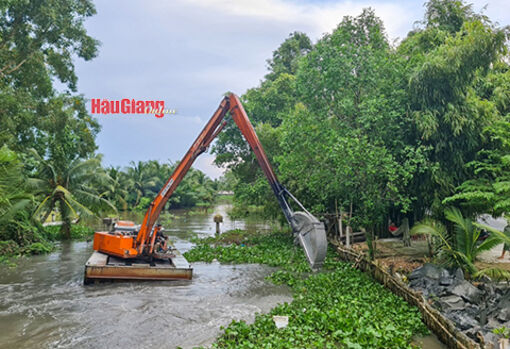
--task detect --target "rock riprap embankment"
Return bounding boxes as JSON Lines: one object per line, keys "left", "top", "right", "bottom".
{"left": 408, "top": 263, "right": 510, "bottom": 347}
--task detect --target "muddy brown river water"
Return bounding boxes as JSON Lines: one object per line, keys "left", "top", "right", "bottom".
{"left": 0, "top": 204, "right": 292, "bottom": 348}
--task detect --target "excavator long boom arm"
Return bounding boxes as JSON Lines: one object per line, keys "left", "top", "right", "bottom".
{"left": 136, "top": 93, "right": 327, "bottom": 269}
{"left": 134, "top": 97, "right": 229, "bottom": 253}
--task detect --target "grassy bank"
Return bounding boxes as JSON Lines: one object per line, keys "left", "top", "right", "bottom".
{"left": 184, "top": 230, "right": 429, "bottom": 348}
{"left": 42, "top": 224, "right": 95, "bottom": 241}
{"left": 0, "top": 224, "right": 94, "bottom": 265}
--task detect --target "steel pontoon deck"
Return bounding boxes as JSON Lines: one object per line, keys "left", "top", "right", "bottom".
{"left": 84, "top": 248, "right": 192, "bottom": 284}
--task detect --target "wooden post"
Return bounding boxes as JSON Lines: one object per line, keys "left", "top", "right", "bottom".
{"left": 346, "top": 201, "right": 353, "bottom": 248}
{"left": 213, "top": 214, "right": 223, "bottom": 235}
{"left": 335, "top": 199, "right": 341, "bottom": 242}
{"left": 339, "top": 212, "right": 343, "bottom": 240}
{"left": 402, "top": 218, "right": 411, "bottom": 247}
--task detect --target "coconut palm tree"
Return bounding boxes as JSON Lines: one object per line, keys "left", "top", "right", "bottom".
{"left": 100, "top": 167, "right": 129, "bottom": 211}
{"left": 126, "top": 160, "right": 159, "bottom": 207}
{"left": 31, "top": 150, "right": 116, "bottom": 239}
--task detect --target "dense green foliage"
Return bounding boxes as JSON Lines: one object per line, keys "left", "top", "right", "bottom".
{"left": 101, "top": 160, "right": 220, "bottom": 212}
{"left": 0, "top": 144, "right": 53, "bottom": 258}
{"left": 410, "top": 207, "right": 510, "bottom": 274}
{"left": 0, "top": 0, "right": 102, "bottom": 253}
{"left": 0, "top": 146, "right": 32, "bottom": 236}
{"left": 185, "top": 230, "right": 428, "bottom": 348}
{"left": 0, "top": 223, "right": 94, "bottom": 265}
{"left": 213, "top": 0, "right": 510, "bottom": 237}
{"left": 0, "top": 0, "right": 99, "bottom": 156}
{"left": 444, "top": 117, "right": 510, "bottom": 216}
{"left": 42, "top": 224, "right": 94, "bottom": 241}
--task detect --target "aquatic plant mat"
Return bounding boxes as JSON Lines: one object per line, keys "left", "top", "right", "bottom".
{"left": 184, "top": 230, "right": 429, "bottom": 348}
{"left": 331, "top": 241, "right": 482, "bottom": 349}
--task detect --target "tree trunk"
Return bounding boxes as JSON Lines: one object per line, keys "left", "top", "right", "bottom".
{"left": 59, "top": 200, "right": 71, "bottom": 240}
{"left": 402, "top": 218, "right": 411, "bottom": 247}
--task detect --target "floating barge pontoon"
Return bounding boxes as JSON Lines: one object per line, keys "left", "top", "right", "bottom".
{"left": 84, "top": 248, "right": 192, "bottom": 284}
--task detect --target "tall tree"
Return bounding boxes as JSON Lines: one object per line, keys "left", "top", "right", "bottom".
{"left": 125, "top": 161, "right": 159, "bottom": 207}
{"left": 265, "top": 31, "right": 312, "bottom": 81}
{"left": 0, "top": 0, "right": 101, "bottom": 243}
{"left": 400, "top": 0, "right": 508, "bottom": 216}
{"left": 0, "top": 0, "right": 100, "bottom": 155}
{"left": 32, "top": 151, "right": 115, "bottom": 239}
{"left": 277, "top": 9, "right": 423, "bottom": 229}
{"left": 100, "top": 167, "right": 130, "bottom": 211}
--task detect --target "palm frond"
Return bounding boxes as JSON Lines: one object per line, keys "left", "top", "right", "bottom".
{"left": 411, "top": 219, "right": 452, "bottom": 249}
{"left": 28, "top": 148, "right": 57, "bottom": 183}
{"left": 74, "top": 189, "right": 118, "bottom": 213}
{"left": 68, "top": 157, "right": 101, "bottom": 178}
{"left": 26, "top": 177, "right": 50, "bottom": 190}
{"left": 0, "top": 198, "right": 31, "bottom": 225}
{"left": 474, "top": 223, "right": 510, "bottom": 245}
{"left": 450, "top": 250, "right": 477, "bottom": 274}
{"left": 473, "top": 267, "right": 510, "bottom": 282}
{"left": 444, "top": 207, "right": 468, "bottom": 230}
{"left": 476, "top": 236, "right": 504, "bottom": 255}
{"left": 34, "top": 194, "right": 55, "bottom": 218}
{"left": 61, "top": 197, "right": 79, "bottom": 218}
{"left": 58, "top": 187, "right": 94, "bottom": 217}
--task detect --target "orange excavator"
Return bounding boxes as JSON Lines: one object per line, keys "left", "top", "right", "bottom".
{"left": 92, "top": 93, "right": 327, "bottom": 273}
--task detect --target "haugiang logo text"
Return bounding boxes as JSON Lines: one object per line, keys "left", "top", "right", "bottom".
{"left": 90, "top": 99, "right": 177, "bottom": 118}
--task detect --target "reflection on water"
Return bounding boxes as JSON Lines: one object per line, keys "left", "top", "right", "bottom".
{"left": 125, "top": 204, "right": 274, "bottom": 246}
{"left": 0, "top": 204, "right": 290, "bottom": 349}
{"left": 88, "top": 204, "right": 274, "bottom": 247}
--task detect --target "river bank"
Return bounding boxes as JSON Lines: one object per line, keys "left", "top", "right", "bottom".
{"left": 0, "top": 224, "right": 95, "bottom": 266}
{"left": 0, "top": 198, "right": 259, "bottom": 266}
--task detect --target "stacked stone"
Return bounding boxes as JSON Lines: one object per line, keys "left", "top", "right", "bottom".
{"left": 409, "top": 264, "right": 510, "bottom": 347}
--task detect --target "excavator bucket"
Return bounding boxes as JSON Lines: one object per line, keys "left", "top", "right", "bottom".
{"left": 292, "top": 212, "right": 328, "bottom": 270}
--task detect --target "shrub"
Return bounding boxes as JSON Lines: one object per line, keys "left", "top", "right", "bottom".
{"left": 22, "top": 242, "right": 53, "bottom": 255}
{"left": 43, "top": 224, "right": 94, "bottom": 241}
{"left": 0, "top": 240, "right": 20, "bottom": 256}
